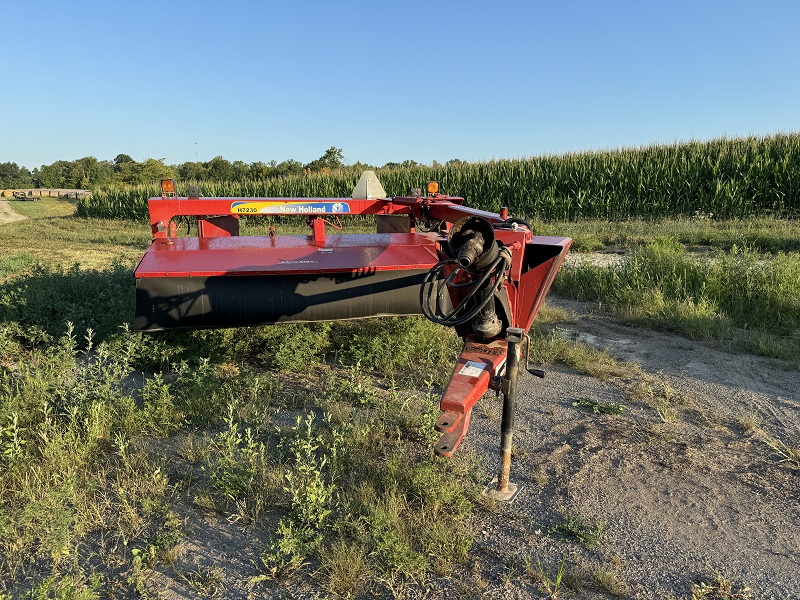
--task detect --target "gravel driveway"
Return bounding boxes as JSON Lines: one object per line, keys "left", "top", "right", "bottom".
{"left": 460, "top": 299, "right": 799, "bottom": 599}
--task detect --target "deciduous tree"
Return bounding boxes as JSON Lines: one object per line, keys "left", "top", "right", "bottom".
{"left": 304, "top": 147, "right": 344, "bottom": 172}
{"left": 0, "top": 162, "right": 33, "bottom": 188}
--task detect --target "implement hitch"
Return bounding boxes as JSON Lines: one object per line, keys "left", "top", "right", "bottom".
{"left": 134, "top": 173, "right": 571, "bottom": 498}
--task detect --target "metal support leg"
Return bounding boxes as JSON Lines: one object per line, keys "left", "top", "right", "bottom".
{"left": 484, "top": 327, "right": 524, "bottom": 502}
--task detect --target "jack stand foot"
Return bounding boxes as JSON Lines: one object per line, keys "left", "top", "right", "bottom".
{"left": 482, "top": 477, "right": 521, "bottom": 502}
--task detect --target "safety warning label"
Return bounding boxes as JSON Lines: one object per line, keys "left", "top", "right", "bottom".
{"left": 458, "top": 361, "right": 486, "bottom": 377}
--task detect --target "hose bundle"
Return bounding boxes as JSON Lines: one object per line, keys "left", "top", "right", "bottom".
{"left": 419, "top": 247, "right": 511, "bottom": 328}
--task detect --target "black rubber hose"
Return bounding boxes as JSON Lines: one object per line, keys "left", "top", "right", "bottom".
{"left": 420, "top": 254, "right": 509, "bottom": 327}
{"left": 494, "top": 217, "right": 533, "bottom": 231}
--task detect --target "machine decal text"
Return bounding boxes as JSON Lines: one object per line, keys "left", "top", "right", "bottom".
{"left": 230, "top": 201, "right": 351, "bottom": 215}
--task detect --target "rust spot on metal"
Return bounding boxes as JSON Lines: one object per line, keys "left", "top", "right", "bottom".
{"left": 465, "top": 342, "right": 505, "bottom": 356}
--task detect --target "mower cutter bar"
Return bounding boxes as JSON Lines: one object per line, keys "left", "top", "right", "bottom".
{"left": 134, "top": 232, "right": 446, "bottom": 330}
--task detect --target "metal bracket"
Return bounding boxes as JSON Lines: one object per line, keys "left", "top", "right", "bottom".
{"left": 522, "top": 332, "right": 546, "bottom": 378}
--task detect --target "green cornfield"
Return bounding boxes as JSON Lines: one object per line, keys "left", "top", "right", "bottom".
{"left": 77, "top": 133, "right": 800, "bottom": 221}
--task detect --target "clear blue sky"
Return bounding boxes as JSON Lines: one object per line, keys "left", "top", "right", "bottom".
{"left": 3, "top": 0, "right": 799, "bottom": 170}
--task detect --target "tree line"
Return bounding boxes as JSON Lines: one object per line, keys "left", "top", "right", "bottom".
{"left": 0, "top": 147, "right": 436, "bottom": 190}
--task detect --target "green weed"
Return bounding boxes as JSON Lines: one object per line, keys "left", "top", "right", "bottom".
{"left": 532, "top": 467, "right": 549, "bottom": 487}
{"left": 0, "top": 261, "right": 135, "bottom": 343}
{"left": 550, "top": 514, "right": 606, "bottom": 548}
{"left": 529, "top": 329, "right": 629, "bottom": 379}
{"left": 572, "top": 397, "right": 626, "bottom": 415}
{"left": 251, "top": 368, "right": 476, "bottom": 589}
{"left": 1, "top": 412, "right": 27, "bottom": 460}
{"left": 19, "top": 570, "right": 103, "bottom": 600}
{"left": 766, "top": 437, "right": 800, "bottom": 469}
{"left": 0, "top": 321, "right": 206, "bottom": 592}
{"left": 234, "top": 323, "right": 333, "bottom": 371}
{"left": 592, "top": 565, "right": 628, "bottom": 597}
{"left": 260, "top": 412, "right": 343, "bottom": 577}
{"left": 527, "top": 555, "right": 568, "bottom": 598}
{"left": 736, "top": 412, "right": 759, "bottom": 432}
{"left": 332, "top": 316, "right": 460, "bottom": 385}
{"left": 0, "top": 252, "right": 37, "bottom": 281}
{"left": 625, "top": 373, "right": 685, "bottom": 424}
{"left": 204, "top": 404, "right": 282, "bottom": 522}
{"left": 317, "top": 539, "right": 368, "bottom": 598}
{"left": 177, "top": 565, "right": 224, "bottom": 597}
{"left": 536, "top": 215, "right": 800, "bottom": 254}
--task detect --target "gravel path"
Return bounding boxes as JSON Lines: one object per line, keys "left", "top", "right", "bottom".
{"left": 0, "top": 200, "right": 26, "bottom": 224}
{"left": 460, "top": 299, "right": 799, "bottom": 599}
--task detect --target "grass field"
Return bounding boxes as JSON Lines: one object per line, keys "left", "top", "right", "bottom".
{"left": 2, "top": 199, "right": 147, "bottom": 268}
{"left": 1, "top": 197, "right": 797, "bottom": 598}
{"left": 533, "top": 214, "right": 800, "bottom": 363}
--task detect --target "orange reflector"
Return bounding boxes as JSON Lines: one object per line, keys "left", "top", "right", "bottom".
{"left": 161, "top": 179, "right": 177, "bottom": 194}
{"left": 426, "top": 181, "right": 439, "bottom": 195}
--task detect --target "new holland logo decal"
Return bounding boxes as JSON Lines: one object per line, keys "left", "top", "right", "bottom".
{"left": 230, "top": 201, "right": 351, "bottom": 215}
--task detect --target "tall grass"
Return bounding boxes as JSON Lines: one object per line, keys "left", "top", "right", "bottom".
{"left": 78, "top": 133, "right": 800, "bottom": 221}
{"left": 554, "top": 239, "right": 800, "bottom": 361}
{"left": 532, "top": 216, "right": 800, "bottom": 253}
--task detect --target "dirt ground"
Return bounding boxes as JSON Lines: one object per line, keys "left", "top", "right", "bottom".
{"left": 0, "top": 200, "right": 27, "bottom": 224}
{"left": 142, "top": 300, "right": 798, "bottom": 599}
{"left": 463, "top": 299, "right": 799, "bottom": 599}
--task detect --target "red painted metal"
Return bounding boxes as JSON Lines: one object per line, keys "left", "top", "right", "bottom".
{"left": 517, "top": 237, "right": 572, "bottom": 332}
{"left": 134, "top": 189, "right": 571, "bottom": 459}
{"left": 197, "top": 215, "right": 239, "bottom": 237}
{"left": 434, "top": 336, "right": 508, "bottom": 457}
{"left": 135, "top": 233, "right": 442, "bottom": 278}
{"left": 146, "top": 197, "right": 405, "bottom": 238}
{"left": 311, "top": 217, "right": 327, "bottom": 246}
{"left": 143, "top": 194, "right": 512, "bottom": 239}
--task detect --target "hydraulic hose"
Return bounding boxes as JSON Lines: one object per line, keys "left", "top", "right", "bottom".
{"left": 493, "top": 217, "right": 533, "bottom": 232}
{"left": 420, "top": 249, "right": 511, "bottom": 328}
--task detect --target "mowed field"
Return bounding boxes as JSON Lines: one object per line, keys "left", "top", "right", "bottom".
{"left": 0, "top": 197, "right": 799, "bottom": 599}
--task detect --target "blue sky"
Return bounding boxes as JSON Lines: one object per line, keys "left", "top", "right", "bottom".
{"left": 3, "top": 1, "right": 798, "bottom": 169}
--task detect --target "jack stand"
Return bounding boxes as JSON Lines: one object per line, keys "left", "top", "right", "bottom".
{"left": 483, "top": 327, "right": 524, "bottom": 502}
